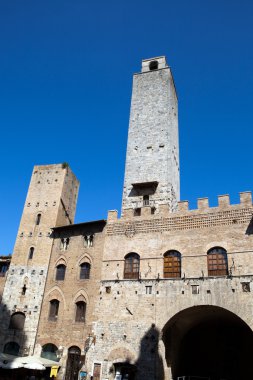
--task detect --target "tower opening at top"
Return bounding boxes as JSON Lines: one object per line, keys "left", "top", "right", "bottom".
{"left": 149, "top": 60, "right": 158, "bottom": 70}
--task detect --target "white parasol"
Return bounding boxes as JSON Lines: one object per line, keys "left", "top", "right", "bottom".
{"left": 24, "top": 362, "right": 46, "bottom": 370}
{"left": 2, "top": 360, "right": 23, "bottom": 369}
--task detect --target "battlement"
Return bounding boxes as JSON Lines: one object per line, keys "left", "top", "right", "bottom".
{"left": 107, "top": 192, "right": 253, "bottom": 235}
{"left": 178, "top": 191, "right": 252, "bottom": 212}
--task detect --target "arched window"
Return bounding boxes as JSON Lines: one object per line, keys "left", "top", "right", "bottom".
{"left": 49, "top": 299, "right": 59, "bottom": 321}
{"left": 207, "top": 247, "right": 228, "bottom": 276}
{"left": 75, "top": 301, "right": 86, "bottom": 322}
{"left": 28, "top": 247, "right": 34, "bottom": 260}
{"left": 80, "top": 263, "right": 90, "bottom": 279}
{"left": 9, "top": 312, "right": 26, "bottom": 330}
{"left": 36, "top": 213, "right": 41, "bottom": 225}
{"left": 55, "top": 264, "right": 66, "bottom": 281}
{"left": 164, "top": 250, "right": 181, "bottom": 278}
{"left": 149, "top": 60, "right": 158, "bottom": 70}
{"left": 124, "top": 253, "right": 140, "bottom": 279}
{"left": 3, "top": 342, "right": 20, "bottom": 356}
{"left": 41, "top": 343, "right": 59, "bottom": 362}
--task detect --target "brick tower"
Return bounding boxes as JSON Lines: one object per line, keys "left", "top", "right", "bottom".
{"left": 0, "top": 163, "right": 79, "bottom": 356}
{"left": 122, "top": 56, "right": 180, "bottom": 214}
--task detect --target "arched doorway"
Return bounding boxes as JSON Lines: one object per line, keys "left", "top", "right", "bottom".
{"left": 65, "top": 346, "right": 81, "bottom": 380}
{"left": 162, "top": 306, "right": 253, "bottom": 380}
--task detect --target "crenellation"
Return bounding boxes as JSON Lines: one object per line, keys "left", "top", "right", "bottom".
{"left": 177, "top": 200, "right": 189, "bottom": 212}
{"left": 218, "top": 194, "right": 230, "bottom": 208}
{"left": 197, "top": 197, "right": 209, "bottom": 210}
{"left": 240, "top": 191, "right": 252, "bottom": 206}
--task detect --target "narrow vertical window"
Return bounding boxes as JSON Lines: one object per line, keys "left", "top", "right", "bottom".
{"left": 21, "top": 284, "right": 27, "bottom": 295}
{"left": 28, "top": 247, "right": 34, "bottom": 260}
{"left": 55, "top": 264, "right": 66, "bottom": 281}
{"left": 75, "top": 301, "right": 86, "bottom": 322}
{"left": 80, "top": 263, "right": 91, "bottom": 280}
{"left": 49, "top": 299, "right": 59, "bottom": 321}
{"left": 60, "top": 237, "right": 70, "bottom": 251}
{"left": 143, "top": 195, "right": 150, "bottom": 206}
{"left": 36, "top": 213, "right": 41, "bottom": 225}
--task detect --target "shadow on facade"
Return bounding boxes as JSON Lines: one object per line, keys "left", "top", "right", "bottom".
{"left": 246, "top": 216, "right": 253, "bottom": 235}
{"left": 163, "top": 305, "right": 253, "bottom": 380}
{"left": 112, "top": 324, "right": 164, "bottom": 380}
{"left": 0, "top": 301, "right": 35, "bottom": 380}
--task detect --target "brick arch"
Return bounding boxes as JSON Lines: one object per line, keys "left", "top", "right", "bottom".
{"left": 44, "top": 286, "right": 67, "bottom": 310}
{"left": 3, "top": 336, "right": 20, "bottom": 347}
{"left": 55, "top": 256, "right": 68, "bottom": 267}
{"left": 107, "top": 345, "right": 136, "bottom": 364}
{"left": 78, "top": 253, "right": 92, "bottom": 266}
{"left": 37, "top": 337, "right": 59, "bottom": 348}
{"left": 35, "top": 210, "right": 43, "bottom": 219}
{"left": 67, "top": 343, "right": 82, "bottom": 351}
{"left": 73, "top": 289, "right": 89, "bottom": 304}
{"left": 205, "top": 241, "right": 228, "bottom": 252}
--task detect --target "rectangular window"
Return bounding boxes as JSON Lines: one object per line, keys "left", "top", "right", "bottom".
{"left": 134, "top": 208, "right": 141, "bottom": 216}
{"left": 242, "top": 282, "right": 250, "bottom": 292}
{"left": 146, "top": 286, "right": 152, "bottom": 294}
{"left": 191, "top": 285, "right": 199, "bottom": 294}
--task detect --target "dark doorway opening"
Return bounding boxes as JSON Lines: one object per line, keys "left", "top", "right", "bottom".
{"left": 113, "top": 362, "right": 136, "bottom": 380}
{"left": 65, "top": 346, "right": 81, "bottom": 380}
{"left": 163, "top": 306, "right": 253, "bottom": 380}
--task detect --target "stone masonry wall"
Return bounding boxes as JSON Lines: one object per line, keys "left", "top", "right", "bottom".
{"left": 86, "top": 192, "right": 253, "bottom": 380}
{"left": 0, "top": 164, "right": 79, "bottom": 355}
{"left": 35, "top": 221, "right": 106, "bottom": 378}
{"left": 122, "top": 58, "right": 179, "bottom": 212}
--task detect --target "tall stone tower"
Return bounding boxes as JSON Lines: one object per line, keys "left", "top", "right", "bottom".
{"left": 0, "top": 163, "right": 79, "bottom": 356}
{"left": 122, "top": 56, "right": 180, "bottom": 214}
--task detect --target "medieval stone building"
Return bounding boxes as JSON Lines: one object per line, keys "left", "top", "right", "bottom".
{"left": 0, "top": 57, "right": 253, "bottom": 380}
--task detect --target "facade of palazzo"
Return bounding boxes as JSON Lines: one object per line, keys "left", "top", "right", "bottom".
{"left": 0, "top": 57, "right": 253, "bottom": 380}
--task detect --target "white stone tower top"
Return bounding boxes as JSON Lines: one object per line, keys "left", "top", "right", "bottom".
{"left": 122, "top": 56, "right": 180, "bottom": 214}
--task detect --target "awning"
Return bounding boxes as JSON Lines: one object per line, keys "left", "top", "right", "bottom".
{"left": 0, "top": 353, "right": 60, "bottom": 369}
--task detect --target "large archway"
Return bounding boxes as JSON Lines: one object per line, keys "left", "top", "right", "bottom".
{"left": 162, "top": 305, "right": 253, "bottom": 380}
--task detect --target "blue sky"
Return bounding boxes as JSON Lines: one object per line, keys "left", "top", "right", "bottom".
{"left": 0, "top": 0, "right": 253, "bottom": 254}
